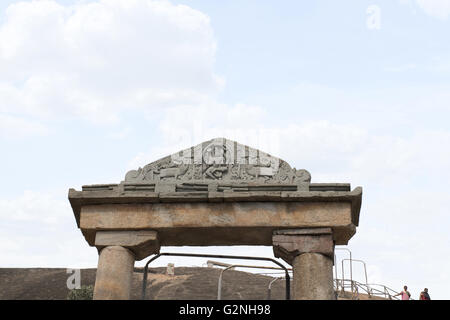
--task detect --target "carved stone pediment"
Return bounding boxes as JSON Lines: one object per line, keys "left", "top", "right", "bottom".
{"left": 124, "top": 138, "right": 311, "bottom": 191}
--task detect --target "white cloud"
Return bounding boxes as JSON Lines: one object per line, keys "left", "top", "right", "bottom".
{"left": 127, "top": 101, "right": 273, "bottom": 170}
{"left": 0, "top": 0, "right": 223, "bottom": 129}
{"left": 0, "top": 113, "right": 49, "bottom": 138}
{"left": 1, "top": 0, "right": 449, "bottom": 299}
{"left": 0, "top": 190, "right": 69, "bottom": 224}
{"left": 127, "top": 96, "right": 450, "bottom": 187}
{"left": 384, "top": 63, "right": 417, "bottom": 73}
{"left": 384, "top": 57, "right": 450, "bottom": 74}
{"left": 416, "top": 0, "right": 450, "bottom": 19}
{"left": 0, "top": 189, "right": 98, "bottom": 267}
{"left": 400, "top": 0, "right": 450, "bottom": 19}
{"left": 123, "top": 91, "right": 450, "bottom": 299}
{"left": 2, "top": 98, "right": 450, "bottom": 296}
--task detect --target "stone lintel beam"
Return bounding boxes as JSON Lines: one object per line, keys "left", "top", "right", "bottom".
{"left": 273, "top": 228, "right": 334, "bottom": 265}
{"left": 95, "top": 230, "right": 160, "bottom": 261}
{"left": 79, "top": 201, "right": 355, "bottom": 246}
{"left": 69, "top": 187, "right": 363, "bottom": 228}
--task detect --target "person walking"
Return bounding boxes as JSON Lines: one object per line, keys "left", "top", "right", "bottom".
{"left": 420, "top": 288, "right": 431, "bottom": 300}
{"left": 394, "top": 285, "right": 411, "bottom": 300}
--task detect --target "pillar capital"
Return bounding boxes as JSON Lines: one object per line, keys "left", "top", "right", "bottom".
{"left": 272, "top": 228, "right": 334, "bottom": 265}
{"left": 95, "top": 230, "right": 160, "bottom": 261}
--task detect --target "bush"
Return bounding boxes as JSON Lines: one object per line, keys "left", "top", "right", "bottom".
{"left": 67, "top": 285, "right": 94, "bottom": 300}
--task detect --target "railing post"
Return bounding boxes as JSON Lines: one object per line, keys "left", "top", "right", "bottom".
{"left": 336, "top": 248, "right": 352, "bottom": 284}
{"left": 217, "top": 265, "right": 234, "bottom": 300}
{"left": 267, "top": 277, "right": 282, "bottom": 300}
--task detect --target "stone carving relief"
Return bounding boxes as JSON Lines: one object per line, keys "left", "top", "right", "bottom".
{"left": 124, "top": 138, "right": 311, "bottom": 188}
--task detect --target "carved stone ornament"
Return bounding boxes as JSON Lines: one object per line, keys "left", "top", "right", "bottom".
{"left": 124, "top": 138, "right": 311, "bottom": 191}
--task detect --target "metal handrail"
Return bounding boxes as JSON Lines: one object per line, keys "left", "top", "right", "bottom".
{"left": 334, "top": 279, "right": 401, "bottom": 300}
{"left": 366, "top": 283, "right": 403, "bottom": 300}
{"left": 208, "top": 260, "right": 292, "bottom": 272}
{"left": 217, "top": 264, "right": 288, "bottom": 300}
{"left": 207, "top": 260, "right": 234, "bottom": 268}
{"left": 341, "top": 259, "right": 368, "bottom": 286}
{"left": 141, "top": 252, "right": 291, "bottom": 300}
{"left": 335, "top": 252, "right": 407, "bottom": 301}
{"left": 217, "top": 265, "right": 234, "bottom": 300}
{"left": 335, "top": 248, "right": 352, "bottom": 284}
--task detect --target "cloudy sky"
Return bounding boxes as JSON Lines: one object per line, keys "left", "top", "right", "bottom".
{"left": 1, "top": 0, "right": 449, "bottom": 299}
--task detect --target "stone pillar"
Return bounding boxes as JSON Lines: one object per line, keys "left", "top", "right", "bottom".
{"left": 93, "top": 230, "right": 160, "bottom": 300}
{"left": 293, "top": 252, "right": 334, "bottom": 299}
{"left": 273, "top": 228, "right": 335, "bottom": 300}
{"left": 94, "top": 246, "right": 135, "bottom": 300}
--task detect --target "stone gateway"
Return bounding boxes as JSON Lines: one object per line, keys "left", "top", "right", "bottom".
{"left": 68, "top": 138, "right": 362, "bottom": 300}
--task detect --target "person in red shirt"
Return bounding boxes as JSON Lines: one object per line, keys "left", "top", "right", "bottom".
{"left": 419, "top": 288, "right": 431, "bottom": 300}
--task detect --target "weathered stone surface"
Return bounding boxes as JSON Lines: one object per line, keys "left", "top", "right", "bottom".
{"left": 79, "top": 202, "right": 353, "bottom": 246}
{"left": 293, "top": 253, "right": 335, "bottom": 300}
{"left": 123, "top": 138, "right": 311, "bottom": 189}
{"left": 93, "top": 246, "right": 135, "bottom": 300}
{"left": 272, "top": 228, "right": 336, "bottom": 300}
{"left": 95, "top": 230, "right": 159, "bottom": 260}
{"left": 68, "top": 138, "right": 363, "bottom": 301}
{"left": 273, "top": 228, "right": 334, "bottom": 264}
{"left": 68, "top": 187, "right": 362, "bottom": 228}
